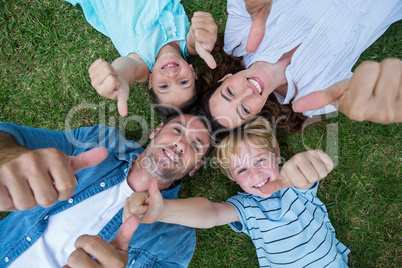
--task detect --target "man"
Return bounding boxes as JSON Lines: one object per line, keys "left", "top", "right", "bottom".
{"left": 0, "top": 113, "right": 211, "bottom": 268}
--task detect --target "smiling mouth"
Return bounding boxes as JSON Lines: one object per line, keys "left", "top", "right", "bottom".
{"left": 247, "top": 78, "right": 263, "bottom": 95}
{"left": 163, "top": 149, "right": 177, "bottom": 164}
{"left": 162, "top": 62, "right": 179, "bottom": 69}
{"left": 253, "top": 177, "right": 270, "bottom": 188}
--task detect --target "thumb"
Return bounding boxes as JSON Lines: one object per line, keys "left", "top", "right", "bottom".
{"left": 117, "top": 85, "right": 129, "bottom": 117}
{"left": 293, "top": 79, "right": 350, "bottom": 113}
{"left": 69, "top": 147, "right": 108, "bottom": 174}
{"left": 195, "top": 42, "right": 217, "bottom": 69}
{"left": 110, "top": 215, "right": 140, "bottom": 251}
{"left": 260, "top": 174, "right": 291, "bottom": 195}
{"left": 142, "top": 177, "right": 164, "bottom": 223}
{"left": 246, "top": 6, "right": 270, "bottom": 53}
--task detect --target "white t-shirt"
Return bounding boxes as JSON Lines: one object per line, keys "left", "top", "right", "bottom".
{"left": 10, "top": 180, "right": 133, "bottom": 268}
{"left": 224, "top": 0, "right": 402, "bottom": 117}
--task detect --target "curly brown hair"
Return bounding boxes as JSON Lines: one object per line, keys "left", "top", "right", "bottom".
{"left": 198, "top": 34, "right": 307, "bottom": 138}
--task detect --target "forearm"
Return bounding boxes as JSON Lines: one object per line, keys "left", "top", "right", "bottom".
{"left": 111, "top": 55, "right": 149, "bottom": 84}
{"left": 160, "top": 197, "right": 224, "bottom": 228}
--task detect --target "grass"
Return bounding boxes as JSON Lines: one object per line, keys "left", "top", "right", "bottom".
{"left": 0, "top": 0, "right": 401, "bottom": 267}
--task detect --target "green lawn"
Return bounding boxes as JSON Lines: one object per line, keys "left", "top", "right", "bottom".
{"left": 0, "top": 0, "right": 401, "bottom": 267}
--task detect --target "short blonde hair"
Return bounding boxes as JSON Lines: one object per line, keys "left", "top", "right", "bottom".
{"left": 213, "top": 117, "right": 279, "bottom": 181}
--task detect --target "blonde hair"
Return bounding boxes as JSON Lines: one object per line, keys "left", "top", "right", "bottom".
{"left": 213, "top": 117, "right": 279, "bottom": 181}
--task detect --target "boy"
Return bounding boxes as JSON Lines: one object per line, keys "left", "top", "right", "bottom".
{"left": 124, "top": 117, "right": 350, "bottom": 267}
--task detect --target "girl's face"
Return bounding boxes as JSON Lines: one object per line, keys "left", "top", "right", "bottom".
{"left": 209, "top": 69, "right": 274, "bottom": 129}
{"left": 229, "top": 141, "right": 280, "bottom": 198}
{"left": 150, "top": 53, "right": 197, "bottom": 109}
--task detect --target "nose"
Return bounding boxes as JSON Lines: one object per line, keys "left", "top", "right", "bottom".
{"left": 249, "top": 167, "right": 262, "bottom": 181}
{"left": 173, "top": 138, "right": 185, "bottom": 154}
{"left": 240, "top": 80, "right": 254, "bottom": 98}
{"left": 164, "top": 68, "right": 180, "bottom": 78}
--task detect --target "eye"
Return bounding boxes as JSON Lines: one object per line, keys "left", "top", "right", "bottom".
{"left": 160, "top": 84, "right": 168, "bottom": 89}
{"left": 226, "top": 87, "right": 234, "bottom": 96}
{"left": 179, "top": 80, "right": 188, "bottom": 85}
{"left": 242, "top": 105, "right": 250, "bottom": 114}
{"left": 191, "top": 142, "right": 200, "bottom": 152}
{"left": 173, "top": 128, "right": 183, "bottom": 135}
{"left": 238, "top": 168, "right": 246, "bottom": 174}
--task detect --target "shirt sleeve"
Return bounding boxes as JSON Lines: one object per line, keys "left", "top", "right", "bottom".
{"left": 225, "top": 195, "right": 249, "bottom": 235}
{"left": 0, "top": 123, "right": 117, "bottom": 157}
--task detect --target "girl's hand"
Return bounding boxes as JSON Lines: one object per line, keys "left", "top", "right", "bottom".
{"left": 188, "top": 12, "right": 217, "bottom": 69}
{"left": 260, "top": 150, "right": 334, "bottom": 195}
{"left": 123, "top": 177, "right": 164, "bottom": 224}
{"left": 293, "top": 58, "right": 402, "bottom": 124}
{"left": 89, "top": 59, "right": 130, "bottom": 117}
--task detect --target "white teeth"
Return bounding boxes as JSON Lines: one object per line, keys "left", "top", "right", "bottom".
{"left": 248, "top": 79, "right": 262, "bottom": 94}
{"left": 165, "top": 151, "right": 176, "bottom": 163}
{"left": 163, "top": 64, "right": 177, "bottom": 69}
{"left": 255, "top": 179, "right": 268, "bottom": 188}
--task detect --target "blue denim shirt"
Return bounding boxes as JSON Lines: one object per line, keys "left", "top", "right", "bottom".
{"left": 0, "top": 123, "right": 195, "bottom": 268}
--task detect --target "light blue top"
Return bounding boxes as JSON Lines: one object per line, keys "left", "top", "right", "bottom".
{"left": 224, "top": 0, "right": 402, "bottom": 117}
{"left": 226, "top": 183, "right": 350, "bottom": 267}
{"left": 0, "top": 123, "right": 195, "bottom": 268}
{"left": 65, "top": 0, "right": 190, "bottom": 71}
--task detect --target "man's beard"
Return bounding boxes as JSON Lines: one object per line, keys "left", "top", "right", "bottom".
{"left": 141, "top": 145, "right": 192, "bottom": 181}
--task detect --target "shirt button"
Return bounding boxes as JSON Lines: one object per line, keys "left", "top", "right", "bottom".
{"left": 124, "top": 168, "right": 128, "bottom": 172}
{"left": 44, "top": 215, "right": 49, "bottom": 220}
{"left": 5, "top": 257, "right": 9, "bottom": 262}
{"left": 167, "top": 27, "right": 171, "bottom": 31}
{"left": 26, "top": 237, "right": 32, "bottom": 242}
{"left": 68, "top": 198, "right": 74, "bottom": 204}
{"left": 168, "top": 34, "right": 173, "bottom": 39}
{"left": 131, "top": 259, "right": 136, "bottom": 264}
{"left": 100, "top": 182, "right": 105, "bottom": 188}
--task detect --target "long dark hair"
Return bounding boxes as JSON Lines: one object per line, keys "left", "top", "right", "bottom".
{"left": 198, "top": 34, "right": 307, "bottom": 137}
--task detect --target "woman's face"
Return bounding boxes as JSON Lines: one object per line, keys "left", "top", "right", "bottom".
{"left": 150, "top": 53, "right": 197, "bottom": 109}
{"left": 209, "top": 69, "right": 274, "bottom": 129}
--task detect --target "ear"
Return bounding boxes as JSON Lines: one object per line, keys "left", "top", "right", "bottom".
{"left": 148, "top": 73, "right": 152, "bottom": 90}
{"left": 217, "top": 73, "right": 233, "bottom": 83}
{"left": 149, "top": 122, "right": 165, "bottom": 139}
{"left": 189, "top": 160, "right": 205, "bottom": 177}
{"left": 189, "top": 64, "right": 198, "bottom": 80}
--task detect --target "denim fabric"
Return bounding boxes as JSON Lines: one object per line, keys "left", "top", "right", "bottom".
{"left": 0, "top": 123, "right": 195, "bottom": 268}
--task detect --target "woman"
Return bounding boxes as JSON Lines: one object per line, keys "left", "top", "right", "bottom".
{"left": 200, "top": 0, "right": 401, "bottom": 132}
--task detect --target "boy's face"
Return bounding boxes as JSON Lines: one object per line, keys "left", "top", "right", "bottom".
{"left": 150, "top": 53, "right": 197, "bottom": 108}
{"left": 229, "top": 141, "right": 280, "bottom": 198}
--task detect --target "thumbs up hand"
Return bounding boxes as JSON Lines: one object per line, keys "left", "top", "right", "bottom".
{"left": 293, "top": 58, "right": 402, "bottom": 124}
{"left": 63, "top": 215, "right": 140, "bottom": 268}
{"left": 260, "top": 150, "right": 334, "bottom": 195}
{"left": 0, "top": 146, "right": 108, "bottom": 211}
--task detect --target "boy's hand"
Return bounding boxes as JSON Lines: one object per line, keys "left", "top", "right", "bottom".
{"left": 63, "top": 215, "right": 140, "bottom": 268}
{"left": 123, "top": 177, "right": 164, "bottom": 224}
{"left": 293, "top": 58, "right": 402, "bottom": 124}
{"left": 260, "top": 150, "right": 334, "bottom": 195}
{"left": 0, "top": 146, "right": 108, "bottom": 211}
{"left": 89, "top": 59, "right": 130, "bottom": 117}
{"left": 245, "top": 0, "right": 272, "bottom": 53}
{"left": 188, "top": 12, "right": 217, "bottom": 69}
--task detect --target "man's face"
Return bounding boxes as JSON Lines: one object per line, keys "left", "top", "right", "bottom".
{"left": 142, "top": 114, "right": 210, "bottom": 182}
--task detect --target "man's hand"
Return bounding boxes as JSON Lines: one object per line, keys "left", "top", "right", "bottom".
{"left": 293, "top": 58, "right": 402, "bottom": 124}
{"left": 245, "top": 0, "right": 272, "bottom": 53}
{"left": 63, "top": 215, "right": 140, "bottom": 268}
{"left": 123, "top": 177, "right": 164, "bottom": 224}
{"left": 0, "top": 146, "right": 108, "bottom": 211}
{"left": 261, "top": 150, "right": 334, "bottom": 195}
{"left": 89, "top": 59, "right": 130, "bottom": 117}
{"left": 188, "top": 12, "right": 218, "bottom": 69}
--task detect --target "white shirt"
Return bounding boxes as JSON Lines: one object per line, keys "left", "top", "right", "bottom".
{"left": 224, "top": 0, "right": 402, "bottom": 117}
{"left": 10, "top": 180, "right": 133, "bottom": 268}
